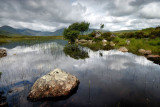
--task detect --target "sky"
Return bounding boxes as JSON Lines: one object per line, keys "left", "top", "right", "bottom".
{"left": 0, "top": 0, "right": 160, "bottom": 32}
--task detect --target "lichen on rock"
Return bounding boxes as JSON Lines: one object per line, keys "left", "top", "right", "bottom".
{"left": 27, "top": 68, "right": 79, "bottom": 101}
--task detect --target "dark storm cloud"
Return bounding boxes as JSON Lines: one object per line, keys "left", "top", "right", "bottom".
{"left": 0, "top": 0, "right": 160, "bottom": 31}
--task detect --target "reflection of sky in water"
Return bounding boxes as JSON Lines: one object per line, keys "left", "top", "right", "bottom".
{"left": 0, "top": 41, "right": 160, "bottom": 107}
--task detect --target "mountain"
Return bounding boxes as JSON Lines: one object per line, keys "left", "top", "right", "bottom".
{"left": 0, "top": 25, "right": 109, "bottom": 36}
{"left": 113, "top": 30, "right": 138, "bottom": 33}
{"left": 0, "top": 26, "right": 65, "bottom": 36}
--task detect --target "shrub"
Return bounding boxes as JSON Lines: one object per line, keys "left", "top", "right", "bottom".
{"left": 63, "top": 44, "right": 89, "bottom": 59}
{"left": 150, "top": 30, "right": 160, "bottom": 38}
{"left": 93, "top": 37, "right": 103, "bottom": 42}
{"left": 88, "top": 31, "right": 96, "bottom": 37}
{"left": 102, "top": 32, "right": 111, "bottom": 39}
{"left": 63, "top": 28, "right": 79, "bottom": 43}
{"left": 78, "top": 35, "right": 92, "bottom": 40}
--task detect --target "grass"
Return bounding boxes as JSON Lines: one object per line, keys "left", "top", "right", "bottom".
{"left": 0, "top": 36, "right": 63, "bottom": 45}
{"left": 78, "top": 35, "right": 160, "bottom": 55}
{"left": 76, "top": 26, "right": 160, "bottom": 56}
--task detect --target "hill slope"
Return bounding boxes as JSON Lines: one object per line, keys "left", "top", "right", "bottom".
{"left": 0, "top": 26, "right": 65, "bottom": 36}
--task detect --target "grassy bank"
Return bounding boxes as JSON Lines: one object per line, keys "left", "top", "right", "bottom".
{"left": 77, "top": 27, "right": 160, "bottom": 55}
{"left": 0, "top": 36, "right": 63, "bottom": 45}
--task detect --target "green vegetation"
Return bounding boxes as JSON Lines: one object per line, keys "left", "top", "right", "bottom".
{"left": 81, "top": 42, "right": 114, "bottom": 51}
{"left": 63, "top": 44, "right": 89, "bottom": 59}
{"left": 63, "top": 22, "right": 90, "bottom": 43}
{"left": 112, "top": 37, "right": 160, "bottom": 55}
{"left": 100, "top": 24, "right": 104, "bottom": 30}
{"left": 76, "top": 26, "right": 160, "bottom": 55}
{"left": 63, "top": 29, "right": 79, "bottom": 43}
{"left": 0, "top": 35, "right": 63, "bottom": 45}
{"left": 0, "top": 72, "right": 1, "bottom": 76}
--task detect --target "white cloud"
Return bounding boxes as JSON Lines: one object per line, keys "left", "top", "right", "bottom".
{"left": 0, "top": 0, "right": 160, "bottom": 31}
{"left": 139, "top": 2, "right": 160, "bottom": 19}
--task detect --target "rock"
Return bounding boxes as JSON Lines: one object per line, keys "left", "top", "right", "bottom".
{"left": 8, "top": 86, "right": 24, "bottom": 94}
{"left": 138, "top": 49, "right": 152, "bottom": 55}
{"left": 126, "top": 40, "right": 130, "bottom": 45}
{"left": 147, "top": 55, "right": 160, "bottom": 65}
{"left": 0, "top": 49, "right": 7, "bottom": 58}
{"left": 27, "top": 68, "right": 79, "bottom": 101}
{"left": 145, "top": 50, "right": 152, "bottom": 55}
{"left": 75, "top": 39, "right": 79, "bottom": 43}
{"left": 138, "top": 49, "right": 146, "bottom": 55}
{"left": 0, "top": 91, "right": 8, "bottom": 107}
{"left": 95, "top": 31, "right": 101, "bottom": 38}
{"left": 78, "top": 39, "right": 88, "bottom": 43}
{"left": 110, "top": 41, "right": 115, "bottom": 47}
{"left": 118, "top": 47, "right": 128, "bottom": 52}
{"left": 88, "top": 40, "right": 93, "bottom": 44}
{"left": 102, "top": 39, "right": 107, "bottom": 43}
{"left": 102, "top": 39, "right": 107, "bottom": 46}
{"left": 110, "top": 34, "right": 116, "bottom": 37}
{"left": 0, "top": 96, "right": 8, "bottom": 107}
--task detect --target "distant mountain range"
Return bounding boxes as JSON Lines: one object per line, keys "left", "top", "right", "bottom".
{"left": 0, "top": 25, "right": 110, "bottom": 36}
{"left": 0, "top": 26, "right": 65, "bottom": 36}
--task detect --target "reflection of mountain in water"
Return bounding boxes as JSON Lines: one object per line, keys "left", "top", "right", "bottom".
{"left": 63, "top": 44, "right": 89, "bottom": 60}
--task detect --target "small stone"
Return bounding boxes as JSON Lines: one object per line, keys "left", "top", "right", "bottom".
{"left": 110, "top": 41, "right": 115, "bottom": 47}
{"left": 0, "top": 49, "right": 7, "bottom": 58}
{"left": 118, "top": 47, "right": 128, "bottom": 52}
{"left": 138, "top": 49, "right": 146, "bottom": 55}
{"left": 138, "top": 49, "right": 152, "bottom": 55}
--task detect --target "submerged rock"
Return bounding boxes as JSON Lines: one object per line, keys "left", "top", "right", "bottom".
{"left": 8, "top": 86, "right": 25, "bottom": 94}
{"left": 27, "top": 68, "right": 79, "bottom": 101}
{"left": 147, "top": 55, "right": 160, "bottom": 65}
{"left": 0, "top": 49, "right": 7, "bottom": 58}
{"left": 118, "top": 47, "right": 128, "bottom": 52}
{"left": 0, "top": 91, "right": 8, "bottom": 107}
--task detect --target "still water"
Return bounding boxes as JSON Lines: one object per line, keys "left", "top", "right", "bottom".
{"left": 0, "top": 40, "right": 160, "bottom": 107}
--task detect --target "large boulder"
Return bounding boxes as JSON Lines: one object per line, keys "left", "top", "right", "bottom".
{"left": 0, "top": 49, "right": 7, "bottom": 58}
{"left": 27, "top": 68, "right": 79, "bottom": 101}
{"left": 118, "top": 47, "right": 128, "bottom": 52}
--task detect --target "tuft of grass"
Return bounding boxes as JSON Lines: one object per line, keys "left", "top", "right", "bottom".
{"left": 78, "top": 35, "right": 92, "bottom": 40}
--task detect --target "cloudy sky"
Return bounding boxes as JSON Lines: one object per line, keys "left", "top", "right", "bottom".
{"left": 0, "top": 0, "right": 160, "bottom": 32}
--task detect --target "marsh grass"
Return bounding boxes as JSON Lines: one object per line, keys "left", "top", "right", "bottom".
{"left": 0, "top": 36, "right": 63, "bottom": 45}
{"left": 80, "top": 37, "right": 160, "bottom": 55}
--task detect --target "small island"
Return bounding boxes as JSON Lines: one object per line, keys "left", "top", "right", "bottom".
{"left": 63, "top": 22, "right": 160, "bottom": 65}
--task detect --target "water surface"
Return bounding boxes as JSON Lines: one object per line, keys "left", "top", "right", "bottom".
{"left": 0, "top": 40, "right": 160, "bottom": 107}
